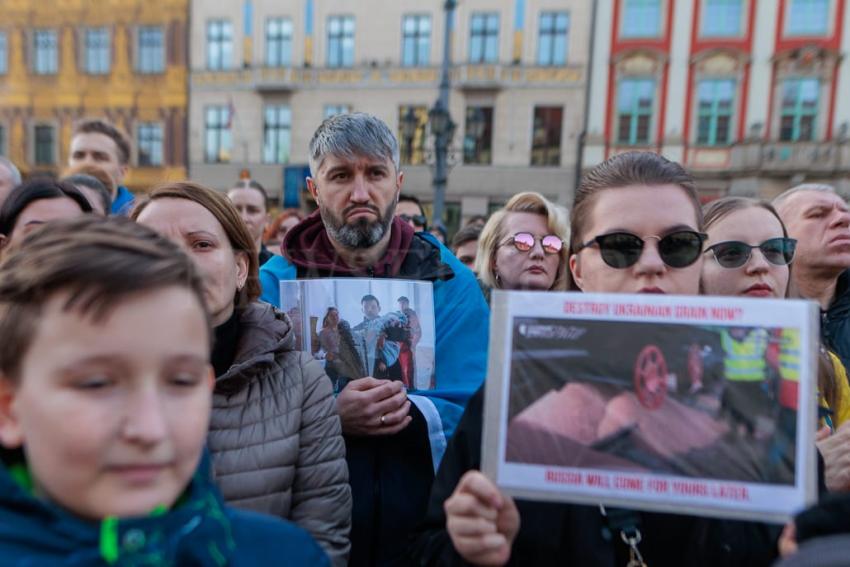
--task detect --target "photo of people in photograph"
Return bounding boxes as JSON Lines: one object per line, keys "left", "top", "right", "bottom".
{"left": 505, "top": 317, "right": 801, "bottom": 486}
{"left": 280, "top": 279, "right": 435, "bottom": 393}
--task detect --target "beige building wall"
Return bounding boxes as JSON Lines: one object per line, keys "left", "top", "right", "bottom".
{"left": 189, "top": 0, "right": 589, "bottom": 220}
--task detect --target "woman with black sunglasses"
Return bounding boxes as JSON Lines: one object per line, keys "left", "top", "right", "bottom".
{"left": 411, "top": 152, "right": 768, "bottom": 567}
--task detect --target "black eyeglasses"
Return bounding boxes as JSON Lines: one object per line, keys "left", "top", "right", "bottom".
{"left": 400, "top": 214, "right": 427, "bottom": 228}
{"left": 576, "top": 230, "right": 707, "bottom": 269}
{"left": 504, "top": 232, "right": 564, "bottom": 255}
{"left": 705, "top": 237, "right": 797, "bottom": 268}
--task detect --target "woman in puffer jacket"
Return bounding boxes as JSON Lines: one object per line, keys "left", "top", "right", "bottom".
{"left": 133, "top": 181, "right": 351, "bottom": 566}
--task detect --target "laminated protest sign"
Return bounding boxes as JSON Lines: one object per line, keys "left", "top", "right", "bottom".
{"left": 481, "top": 291, "right": 818, "bottom": 523}
{"left": 280, "top": 278, "right": 436, "bottom": 393}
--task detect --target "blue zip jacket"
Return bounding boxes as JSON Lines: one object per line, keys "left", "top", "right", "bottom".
{"left": 110, "top": 186, "right": 135, "bottom": 216}
{"left": 259, "top": 218, "right": 489, "bottom": 566}
{"left": 0, "top": 451, "right": 330, "bottom": 566}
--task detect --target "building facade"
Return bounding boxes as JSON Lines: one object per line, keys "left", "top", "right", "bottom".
{"left": 0, "top": 0, "right": 189, "bottom": 190}
{"left": 584, "top": 0, "right": 850, "bottom": 199}
{"left": 189, "top": 0, "right": 588, "bottom": 225}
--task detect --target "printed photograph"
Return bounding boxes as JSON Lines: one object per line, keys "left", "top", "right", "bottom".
{"left": 280, "top": 279, "right": 436, "bottom": 392}
{"left": 505, "top": 317, "right": 800, "bottom": 486}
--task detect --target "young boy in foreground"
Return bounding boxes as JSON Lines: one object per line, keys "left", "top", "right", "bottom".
{"left": 0, "top": 216, "right": 329, "bottom": 566}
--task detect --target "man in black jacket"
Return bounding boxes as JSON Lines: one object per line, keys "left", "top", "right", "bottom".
{"left": 775, "top": 184, "right": 850, "bottom": 368}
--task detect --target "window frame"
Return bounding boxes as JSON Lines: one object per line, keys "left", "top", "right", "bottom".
{"left": 204, "top": 105, "right": 232, "bottom": 164}
{"left": 265, "top": 17, "right": 293, "bottom": 67}
{"left": 32, "top": 29, "right": 58, "bottom": 75}
{"left": 136, "top": 25, "right": 165, "bottom": 74}
{"left": 620, "top": 0, "right": 662, "bottom": 39}
{"left": 136, "top": 122, "right": 164, "bottom": 167}
{"left": 462, "top": 106, "right": 494, "bottom": 165}
{"left": 83, "top": 27, "right": 111, "bottom": 75}
{"left": 401, "top": 14, "right": 431, "bottom": 67}
{"left": 33, "top": 123, "right": 56, "bottom": 166}
{"left": 695, "top": 78, "right": 736, "bottom": 146}
{"left": 700, "top": 0, "right": 744, "bottom": 38}
{"left": 327, "top": 15, "right": 355, "bottom": 69}
{"left": 537, "top": 11, "right": 570, "bottom": 66}
{"left": 262, "top": 105, "right": 293, "bottom": 165}
{"left": 785, "top": 0, "right": 830, "bottom": 37}
{"left": 469, "top": 12, "right": 500, "bottom": 64}
{"left": 206, "top": 19, "right": 234, "bottom": 71}
{"left": 778, "top": 77, "right": 820, "bottom": 142}
{"left": 616, "top": 77, "right": 656, "bottom": 146}
{"left": 530, "top": 106, "right": 564, "bottom": 166}
{"left": 0, "top": 32, "right": 8, "bottom": 75}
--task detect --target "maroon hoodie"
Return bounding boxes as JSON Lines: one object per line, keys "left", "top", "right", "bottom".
{"left": 282, "top": 210, "right": 415, "bottom": 277}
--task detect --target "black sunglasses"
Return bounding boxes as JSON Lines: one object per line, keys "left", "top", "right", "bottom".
{"left": 400, "top": 214, "right": 427, "bottom": 228}
{"left": 705, "top": 237, "right": 797, "bottom": 269}
{"left": 576, "top": 230, "right": 708, "bottom": 269}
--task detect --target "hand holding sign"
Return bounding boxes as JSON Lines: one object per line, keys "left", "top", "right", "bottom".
{"left": 817, "top": 421, "right": 850, "bottom": 492}
{"left": 336, "top": 377, "right": 411, "bottom": 436}
{"left": 445, "top": 471, "right": 520, "bottom": 566}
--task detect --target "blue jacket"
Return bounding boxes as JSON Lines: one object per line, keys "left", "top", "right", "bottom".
{"left": 0, "top": 452, "right": 330, "bottom": 566}
{"left": 110, "top": 186, "right": 135, "bottom": 216}
{"left": 260, "top": 231, "right": 489, "bottom": 566}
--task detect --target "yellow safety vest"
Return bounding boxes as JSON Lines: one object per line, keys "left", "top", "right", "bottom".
{"left": 721, "top": 328, "right": 769, "bottom": 382}
{"left": 778, "top": 328, "right": 800, "bottom": 382}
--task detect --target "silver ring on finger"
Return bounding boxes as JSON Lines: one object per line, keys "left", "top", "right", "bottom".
{"left": 380, "top": 414, "right": 387, "bottom": 426}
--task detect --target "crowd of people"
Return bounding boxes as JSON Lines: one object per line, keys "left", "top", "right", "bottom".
{"left": 0, "top": 111, "right": 849, "bottom": 566}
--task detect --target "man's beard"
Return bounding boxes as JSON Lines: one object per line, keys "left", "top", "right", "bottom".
{"left": 321, "top": 198, "right": 397, "bottom": 249}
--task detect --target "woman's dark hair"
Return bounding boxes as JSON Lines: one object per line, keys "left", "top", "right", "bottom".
{"left": 0, "top": 178, "right": 92, "bottom": 235}
{"left": 567, "top": 151, "right": 703, "bottom": 290}
{"left": 322, "top": 307, "right": 339, "bottom": 328}
{"left": 131, "top": 181, "right": 261, "bottom": 305}
{"left": 62, "top": 173, "right": 112, "bottom": 214}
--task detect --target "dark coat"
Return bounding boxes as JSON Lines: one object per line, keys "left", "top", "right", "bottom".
{"left": 408, "top": 386, "right": 782, "bottom": 567}
{"left": 822, "top": 270, "right": 850, "bottom": 372}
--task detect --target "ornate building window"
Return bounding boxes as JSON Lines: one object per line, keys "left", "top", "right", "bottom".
{"left": 263, "top": 105, "right": 292, "bottom": 164}
{"left": 537, "top": 12, "right": 569, "bottom": 66}
{"left": 327, "top": 15, "right": 355, "bottom": 68}
{"left": 531, "top": 106, "right": 563, "bottom": 166}
{"left": 786, "top": 0, "right": 829, "bottom": 36}
{"left": 402, "top": 14, "right": 431, "bottom": 67}
{"left": 266, "top": 18, "right": 293, "bottom": 67}
{"left": 0, "top": 32, "right": 8, "bottom": 75}
{"left": 324, "top": 105, "right": 351, "bottom": 119}
{"left": 137, "top": 26, "right": 164, "bottom": 74}
{"left": 137, "top": 123, "right": 163, "bottom": 166}
{"left": 463, "top": 106, "right": 493, "bottom": 165}
{"left": 701, "top": 0, "right": 743, "bottom": 37}
{"left": 207, "top": 20, "right": 233, "bottom": 71}
{"left": 621, "top": 0, "right": 661, "bottom": 38}
{"left": 33, "top": 29, "right": 58, "bottom": 75}
{"left": 83, "top": 27, "right": 111, "bottom": 75}
{"left": 469, "top": 13, "right": 499, "bottom": 64}
{"left": 617, "top": 78, "right": 655, "bottom": 145}
{"left": 34, "top": 125, "right": 55, "bottom": 165}
{"left": 696, "top": 79, "right": 735, "bottom": 146}
{"left": 779, "top": 78, "right": 819, "bottom": 142}
{"left": 204, "top": 106, "right": 232, "bottom": 163}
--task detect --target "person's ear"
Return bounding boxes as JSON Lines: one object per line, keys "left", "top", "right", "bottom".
{"left": 569, "top": 254, "right": 585, "bottom": 291}
{"left": 205, "top": 366, "right": 215, "bottom": 391}
{"left": 117, "top": 164, "right": 130, "bottom": 186}
{"left": 234, "top": 251, "right": 249, "bottom": 291}
{"left": 396, "top": 170, "right": 404, "bottom": 193}
{"left": 307, "top": 177, "right": 319, "bottom": 201}
{"left": 0, "top": 234, "right": 8, "bottom": 253}
{"left": 0, "top": 377, "right": 23, "bottom": 449}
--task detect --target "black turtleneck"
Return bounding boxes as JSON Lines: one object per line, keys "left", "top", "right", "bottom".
{"left": 212, "top": 309, "right": 240, "bottom": 377}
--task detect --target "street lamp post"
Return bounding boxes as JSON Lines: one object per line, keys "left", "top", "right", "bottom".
{"left": 400, "top": 107, "right": 419, "bottom": 164}
{"left": 428, "top": 0, "right": 457, "bottom": 232}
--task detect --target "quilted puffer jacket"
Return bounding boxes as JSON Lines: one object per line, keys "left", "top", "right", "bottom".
{"left": 208, "top": 302, "right": 351, "bottom": 566}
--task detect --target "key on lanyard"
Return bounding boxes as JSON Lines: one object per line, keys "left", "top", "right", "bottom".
{"left": 622, "top": 530, "right": 647, "bottom": 567}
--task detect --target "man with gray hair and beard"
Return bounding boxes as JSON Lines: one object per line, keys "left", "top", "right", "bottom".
{"left": 259, "top": 112, "right": 489, "bottom": 566}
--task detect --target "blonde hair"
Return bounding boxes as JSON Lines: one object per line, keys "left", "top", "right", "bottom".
{"left": 475, "top": 192, "right": 570, "bottom": 291}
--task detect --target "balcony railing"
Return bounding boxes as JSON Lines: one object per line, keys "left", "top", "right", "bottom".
{"left": 729, "top": 141, "right": 848, "bottom": 174}
{"left": 191, "top": 63, "right": 583, "bottom": 91}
